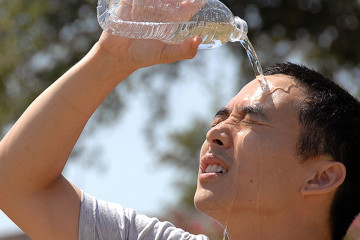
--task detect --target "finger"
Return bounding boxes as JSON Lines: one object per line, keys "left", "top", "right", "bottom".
{"left": 182, "top": 36, "right": 202, "bottom": 57}
{"left": 180, "top": 0, "right": 206, "bottom": 20}
{"left": 179, "top": 36, "right": 202, "bottom": 60}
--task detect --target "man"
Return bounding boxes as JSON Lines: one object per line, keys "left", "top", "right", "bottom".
{"left": 0, "top": 29, "right": 359, "bottom": 240}
{"left": 195, "top": 63, "right": 360, "bottom": 240}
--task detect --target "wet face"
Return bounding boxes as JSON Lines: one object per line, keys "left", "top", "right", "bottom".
{"left": 194, "top": 74, "right": 308, "bottom": 223}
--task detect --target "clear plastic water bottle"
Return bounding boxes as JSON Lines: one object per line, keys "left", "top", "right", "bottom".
{"left": 97, "top": 0, "right": 248, "bottom": 49}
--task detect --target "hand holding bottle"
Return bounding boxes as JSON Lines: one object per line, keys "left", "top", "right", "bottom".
{"left": 96, "top": 32, "right": 201, "bottom": 74}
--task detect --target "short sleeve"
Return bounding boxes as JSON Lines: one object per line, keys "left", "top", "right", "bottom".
{"left": 78, "top": 191, "right": 209, "bottom": 240}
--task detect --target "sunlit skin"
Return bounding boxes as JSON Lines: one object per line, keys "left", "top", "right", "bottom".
{"left": 194, "top": 74, "right": 344, "bottom": 240}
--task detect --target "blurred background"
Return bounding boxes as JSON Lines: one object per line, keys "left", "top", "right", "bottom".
{"left": 0, "top": 0, "right": 359, "bottom": 239}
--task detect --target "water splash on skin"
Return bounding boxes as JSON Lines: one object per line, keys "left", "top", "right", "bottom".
{"left": 257, "top": 74, "right": 270, "bottom": 93}
{"left": 220, "top": 148, "right": 241, "bottom": 240}
{"left": 221, "top": 79, "right": 299, "bottom": 239}
{"left": 221, "top": 35, "right": 299, "bottom": 238}
{"left": 255, "top": 156, "right": 263, "bottom": 212}
{"left": 221, "top": 174, "right": 239, "bottom": 240}
{"left": 249, "top": 84, "right": 266, "bottom": 105}
{"left": 255, "top": 137, "right": 264, "bottom": 234}
{"left": 251, "top": 77, "right": 299, "bottom": 104}
{"left": 223, "top": 224, "right": 229, "bottom": 240}
{"left": 265, "top": 83, "right": 298, "bottom": 95}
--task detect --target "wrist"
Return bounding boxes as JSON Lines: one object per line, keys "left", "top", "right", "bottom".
{"left": 89, "top": 39, "right": 136, "bottom": 83}
{"left": 95, "top": 32, "right": 140, "bottom": 73}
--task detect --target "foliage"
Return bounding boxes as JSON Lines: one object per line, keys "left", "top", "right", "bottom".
{"left": 157, "top": 118, "right": 209, "bottom": 208}
{"left": 0, "top": 0, "right": 98, "bottom": 134}
{"left": 0, "top": 0, "right": 184, "bottom": 168}
{"left": 224, "top": 0, "right": 360, "bottom": 82}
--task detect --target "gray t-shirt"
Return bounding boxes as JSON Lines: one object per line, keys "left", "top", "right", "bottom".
{"left": 79, "top": 191, "right": 210, "bottom": 240}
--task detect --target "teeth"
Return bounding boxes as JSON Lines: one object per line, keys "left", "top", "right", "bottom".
{"left": 204, "top": 164, "right": 227, "bottom": 174}
{"left": 216, "top": 165, "right": 223, "bottom": 173}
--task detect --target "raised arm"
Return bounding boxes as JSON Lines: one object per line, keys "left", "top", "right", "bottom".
{"left": 0, "top": 32, "right": 201, "bottom": 240}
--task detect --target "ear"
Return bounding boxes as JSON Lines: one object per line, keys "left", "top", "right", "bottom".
{"left": 301, "top": 161, "right": 346, "bottom": 196}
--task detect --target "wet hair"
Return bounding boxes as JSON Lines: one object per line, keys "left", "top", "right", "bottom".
{"left": 264, "top": 62, "right": 360, "bottom": 240}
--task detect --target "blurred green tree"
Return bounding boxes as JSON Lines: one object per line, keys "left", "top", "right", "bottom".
{"left": 0, "top": 0, "right": 99, "bottom": 133}
{"left": 0, "top": 0, "right": 186, "bottom": 163}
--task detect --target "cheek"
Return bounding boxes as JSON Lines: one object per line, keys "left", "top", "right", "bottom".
{"left": 199, "top": 141, "right": 208, "bottom": 159}
{"left": 234, "top": 132, "right": 282, "bottom": 188}
{"left": 238, "top": 132, "right": 300, "bottom": 207}
{"left": 233, "top": 132, "right": 265, "bottom": 191}
{"left": 237, "top": 131, "right": 292, "bottom": 180}
{"left": 234, "top": 131, "right": 266, "bottom": 171}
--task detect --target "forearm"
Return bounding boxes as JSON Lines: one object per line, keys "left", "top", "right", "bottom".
{"left": 0, "top": 42, "right": 130, "bottom": 195}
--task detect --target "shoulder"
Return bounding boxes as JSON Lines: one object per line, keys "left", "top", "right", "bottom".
{"left": 78, "top": 191, "right": 209, "bottom": 240}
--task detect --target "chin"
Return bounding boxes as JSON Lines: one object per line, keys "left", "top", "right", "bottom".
{"left": 194, "top": 187, "right": 229, "bottom": 224}
{"left": 194, "top": 186, "right": 214, "bottom": 211}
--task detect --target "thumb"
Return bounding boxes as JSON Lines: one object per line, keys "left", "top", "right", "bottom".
{"left": 160, "top": 37, "right": 202, "bottom": 63}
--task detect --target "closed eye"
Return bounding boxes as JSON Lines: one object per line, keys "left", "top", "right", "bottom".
{"left": 211, "top": 117, "right": 225, "bottom": 127}
{"left": 240, "top": 119, "right": 259, "bottom": 125}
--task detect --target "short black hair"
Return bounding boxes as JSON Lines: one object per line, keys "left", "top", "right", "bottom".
{"left": 264, "top": 62, "right": 360, "bottom": 240}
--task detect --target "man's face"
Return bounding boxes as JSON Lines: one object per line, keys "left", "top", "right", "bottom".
{"left": 194, "top": 74, "right": 308, "bottom": 223}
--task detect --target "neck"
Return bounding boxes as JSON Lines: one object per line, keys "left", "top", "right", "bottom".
{"left": 220, "top": 209, "right": 331, "bottom": 240}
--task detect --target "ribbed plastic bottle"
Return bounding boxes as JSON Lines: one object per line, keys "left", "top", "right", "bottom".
{"left": 97, "top": 0, "right": 248, "bottom": 49}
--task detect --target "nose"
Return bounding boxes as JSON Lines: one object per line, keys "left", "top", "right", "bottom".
{"left": 206, "top": 124, "right": 231, "bottom": 149}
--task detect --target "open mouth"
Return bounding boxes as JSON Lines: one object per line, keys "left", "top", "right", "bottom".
{"left": 199, "top": 153, "right": 229, "bottom": 179}
{"left": 203, "top": 164, "right": 228, "bottom": 174}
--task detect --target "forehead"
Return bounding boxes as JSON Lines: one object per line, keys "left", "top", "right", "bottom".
{"left": 226, "top": 74, "right": 304, "bottom": 122}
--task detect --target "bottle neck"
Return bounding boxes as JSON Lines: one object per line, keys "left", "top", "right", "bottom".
{"left": 230, "top": 27, "right": 247, "bottom": 42}
{"left": 230, "top": 16, "right": 248, "bottom": 42}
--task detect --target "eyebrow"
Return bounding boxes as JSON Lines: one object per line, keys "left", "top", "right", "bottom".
{"left": 214, "top": 107, "right": 230, "bottom": 118}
